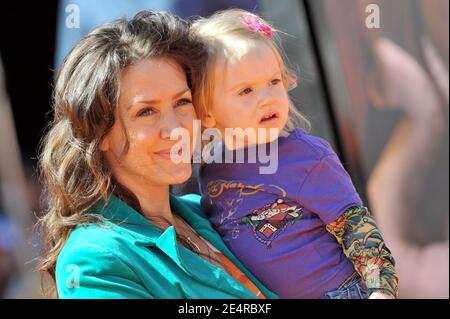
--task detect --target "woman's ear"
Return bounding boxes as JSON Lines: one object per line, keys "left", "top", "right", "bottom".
{"left": 99, "top": 134, "right": 110, "bottom": 152}
{"left": 202, "top": 113, "right": 217, "bottom": 128}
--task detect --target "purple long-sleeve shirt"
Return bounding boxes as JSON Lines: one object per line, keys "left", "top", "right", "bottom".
{"left": 199, "top": 128, "right": 362, "bottom": 298}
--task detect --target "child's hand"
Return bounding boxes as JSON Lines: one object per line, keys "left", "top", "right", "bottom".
{"left": 369, "top": 291, "right": 395, "bottom": 299}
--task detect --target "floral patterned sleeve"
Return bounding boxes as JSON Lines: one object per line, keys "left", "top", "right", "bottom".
{"left": 326, "top": 206, "right": 399, "bottom": 298}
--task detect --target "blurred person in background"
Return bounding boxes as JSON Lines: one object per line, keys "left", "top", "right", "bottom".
{"left": 365, "top": 0, "right": 449, "bottom": 297}
{"left": 0, "top": 215, "right": 18, "bottom": 297}
{"left": 319, "top": 0, "right": 449, "bottom": 298}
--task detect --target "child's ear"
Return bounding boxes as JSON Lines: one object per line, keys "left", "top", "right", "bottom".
{"left": 202, "top": 113, "right": 217, "bottom": 128}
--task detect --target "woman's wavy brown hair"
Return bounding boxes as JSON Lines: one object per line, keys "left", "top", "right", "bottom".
{"left": 36, "top": 11, "right": 206, "bottom": 289}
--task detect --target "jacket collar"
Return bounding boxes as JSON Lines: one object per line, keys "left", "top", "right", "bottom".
{"left": 94, "top": 194, "right": 217, "bottom": 247}
{"left": 93, "top": 194, "right": 165, "bottom": 245}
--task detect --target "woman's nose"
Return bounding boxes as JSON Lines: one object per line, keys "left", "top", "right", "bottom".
{"left": 160, "top": 108, "right": 182, "bottom": 139}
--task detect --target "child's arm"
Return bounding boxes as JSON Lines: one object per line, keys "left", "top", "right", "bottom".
{"left": 326, "top": 206, "right": 399, "bottom": 299}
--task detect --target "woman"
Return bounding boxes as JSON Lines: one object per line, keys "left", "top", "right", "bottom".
{"left": 37, "top": 11, "right": 276, "bottom": 299}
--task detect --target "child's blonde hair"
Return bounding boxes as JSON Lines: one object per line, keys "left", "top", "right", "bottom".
{"left": 191, "top": 9, "right": 310, "bottom": 132}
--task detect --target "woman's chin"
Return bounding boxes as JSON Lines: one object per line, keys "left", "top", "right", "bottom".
{"left": 164, "top": 164, "right": 193, "bottom": 185}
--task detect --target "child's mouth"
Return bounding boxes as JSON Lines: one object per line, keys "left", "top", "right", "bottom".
{"left": 259, "top": 111, "right": 279, "bottom": 124}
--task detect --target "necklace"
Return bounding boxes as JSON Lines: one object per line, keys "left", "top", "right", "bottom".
{"left": 174, "top": 215, "right": 225, "bottom": 270}
{"left": 174, "top": 215, "right": 202, "bottom": 250}
{"left": 185, "top": 235, "right": 201, "bottom": 252}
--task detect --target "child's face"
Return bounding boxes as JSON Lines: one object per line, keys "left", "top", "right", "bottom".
{"left": 206, "top": 42, "right": 290, "bottom": 146}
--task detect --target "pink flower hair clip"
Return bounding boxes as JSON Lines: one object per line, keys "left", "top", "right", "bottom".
{"left": 241, "top": 14, "right": 273, "bottom": 39}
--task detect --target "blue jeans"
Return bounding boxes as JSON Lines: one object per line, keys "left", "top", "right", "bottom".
{"left": 320, "top": 272, "right": 369, "bottom": 299}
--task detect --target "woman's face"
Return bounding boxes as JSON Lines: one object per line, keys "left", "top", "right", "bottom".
{"left": 100, "top": 57, "right": 196, "bottom": 188}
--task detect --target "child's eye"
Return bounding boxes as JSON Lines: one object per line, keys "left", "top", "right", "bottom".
{"left": 175, "top": 98, "right": 193, "bottom": 107}
{"left": 239, "top": 87, "right": 253, "bottom": 96}
{"left": 137, "top": 107, "right": 156, "bottom": 117}
{"left": 270, "top": 78, "right": 282, "bottom": 86}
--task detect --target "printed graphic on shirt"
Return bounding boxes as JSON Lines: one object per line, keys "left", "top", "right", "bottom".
{"left": 205, "top": 180, "right": 263, "bottom": 239}
{"left": 206, "top": 180, "right": 267, "bottom": 198}
{"left": 205, "top": 180, "right": 304, "bottom": 247}
{"left": 215, "top": 196, "right": 244, "bottom": 239}
{"left": 241, "top": 198, "right": 303, "bottom": 248}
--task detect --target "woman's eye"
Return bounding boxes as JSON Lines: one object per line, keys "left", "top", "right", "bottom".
{"left": 137, "top": 107, "right": 156, "bottom": 117}
{"left": 270, "top": 78, "right": 282, "bottom": 86}
{"left": 175, "top": 98, "right": 192, "bottom": 107}
{"left": 239, "top": 87, "right": 253, "bottom": 96}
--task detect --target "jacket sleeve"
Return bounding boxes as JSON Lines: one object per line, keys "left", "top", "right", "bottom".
{"left": 56, "top": 243, "right": 153, "bottom": 299}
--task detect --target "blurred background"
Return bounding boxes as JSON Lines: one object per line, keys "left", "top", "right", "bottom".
{"left": 0, "top": 0, "right": 448, "bottom": 298}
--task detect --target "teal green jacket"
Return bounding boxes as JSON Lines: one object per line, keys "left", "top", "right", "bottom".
{"left": 55, "top": 194, "right": 278, "bottom": 299}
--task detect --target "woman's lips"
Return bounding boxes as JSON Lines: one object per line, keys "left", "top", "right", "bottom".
{"left": 154, "top": 145, "right": 185, "bottom": 160}
{"left": 154, "top": 150, "right": 172, "bottom": 159}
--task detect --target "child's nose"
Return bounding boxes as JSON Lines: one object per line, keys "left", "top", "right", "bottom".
{"left": 257, "top": 88, "right": 276, "bottom": 108}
